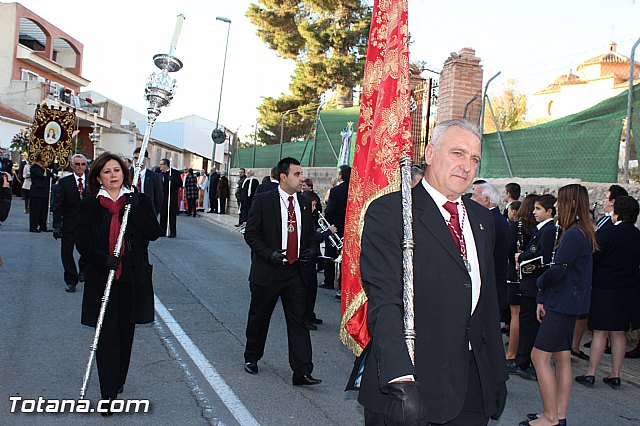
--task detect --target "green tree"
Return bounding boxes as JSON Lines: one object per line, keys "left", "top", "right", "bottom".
{"left": 483, "top": 79, "right": 528, "bottom": 133}
{"left": 247, "top": 0, "right": 371, "bottom": 144}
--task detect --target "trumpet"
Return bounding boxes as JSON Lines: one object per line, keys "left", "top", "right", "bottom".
{"left": 318, "top": 212, "right": 343, "bottom": 250}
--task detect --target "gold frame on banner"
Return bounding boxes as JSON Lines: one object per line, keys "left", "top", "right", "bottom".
{"left": 28, "top": 104, "right": 77, "bottom": 168}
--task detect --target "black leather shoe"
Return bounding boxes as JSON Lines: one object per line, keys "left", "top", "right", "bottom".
{"left": 78, "top": 272, "right": 85, "bottom": 283}
{"left": 571, "top": 349, "right": 589, "bottom": 360}
{"left": 515, "top": 366, "right": 537, "bottom": 381}
{"left": 603, "top": 377, "right": 621, "bottom": 388}
{"left": 292, "top": 374, "right": 322, "bottom": 386}
{"left": 65, "top": 284, "right": 76, "bottom": 293}
{"left": 167, "top": 234, "right": 176, "bottom": 238}
{"left": 527, "top": 414, "right": 567, "bottom": 426}
{"left": 575, "top": 374, "right": 595, "bottom": 387}
{"left": 312, "top": 318, "right": 323, "bottom": 325}
{"left": 29, "top": 228, "right": 41, "bottom": 233}
{"left": 305, "top": 323, "right": 318, "bottom": 331}
{"left": 318, "top": 282, "right": 333, "bottom": 289}
{"left": 244, "top": 362, "right": 258, "bottom": 375}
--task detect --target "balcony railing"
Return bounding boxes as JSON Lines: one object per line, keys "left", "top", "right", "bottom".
{"left": 43, "top": 82, "right": 101, "bottom": 115}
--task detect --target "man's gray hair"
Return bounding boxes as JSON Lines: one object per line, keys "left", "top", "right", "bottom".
{"left": 429, "top": 119, "right": 482, "bottom": 150}
{"left": 476, "top": 182, "right": 501, "bottom": 207}
{"left": 71, "top": 154, "right": 87, "bottom": 162}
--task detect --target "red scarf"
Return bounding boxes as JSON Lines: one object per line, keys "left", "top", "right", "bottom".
{"left": 98, "top": 195, "right": 126, "bottom": 280}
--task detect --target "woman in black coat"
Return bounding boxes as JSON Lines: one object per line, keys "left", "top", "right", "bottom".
{"left": 575, "top": 195, "right": 640, "bottom": 389}
{"left": 76, "top": 152, "right": 160, "bottom": 409}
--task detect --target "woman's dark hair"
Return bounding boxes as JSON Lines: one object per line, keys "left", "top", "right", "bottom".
{"left": 557, "top": 184, "right": 597, "bottom": 252}
{"left": 518, "top": 194, "right": 539, "bottom": 235}
{"left": 188, "top": 168, "right": 194, "bottom": 175}
{"left": 536, "top": 194, "right": 557, "bottom": 217}
{"left": 88, "top": 152, "right": 131, "bottom": 196}
{"left": 613, "top": 195, "right": 639, "bottom": 223}
{"left": 262, "top": 175, "right": 270, "bottom": 184}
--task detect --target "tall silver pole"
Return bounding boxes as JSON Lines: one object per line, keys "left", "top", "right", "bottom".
{"left": 80, "top": 14, "right": 185, "bottom": 399}
{"left": 399, "top": 156, "right": 415, "bottom": 364}
{"left": 210, "top": 17, "right": 232, "bottom": 170}
{"left": 624, "top": 37, "right": 640, "bottom": 183}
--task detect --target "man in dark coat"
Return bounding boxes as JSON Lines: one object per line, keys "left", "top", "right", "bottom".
{"left": 208, "top": 167, "right": 220, "bottom": 213}
{"left": 29, "top": 156, "right": 52, "bottom": 232}
{"left": 242, "top": 157, "right": 321, "bottom": 386}
{"left": 256, "top": 167, "right": 279, "bottom": 194}
{"left": 133, "top": 148, "right": 163, "bottom": 216}
{"left": 239, "top": 170, "right": 259, "bottom": 226}
{"left": 159, "top": 158, "right": 182, "bottom": 238}
{"left": 472, "top": 181, "right": 511, "bottom": 313}
{"left": 322, "top": 165, "right": 350, "bottom": 292}
{"left": 235, "top": 168, "right": 246, "bottom": 226}
{"left": 358, "top": 119, "right": 507, "bottom": 425}
{"left": 216, "top": 171, "right": 230, "bottom": 214}
{"left": 53, "top": 154, "right": 89, "bottom": 293}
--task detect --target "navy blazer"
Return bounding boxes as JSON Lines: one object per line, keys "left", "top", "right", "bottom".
{"left": 536, "top": 226, "right": 592, "bottom": 315}
{"left": 491, "top": 207, "right": 511, "bottom": 311}
{"left": 325, "top": 181, "right": 349, "bottom": 236}
{"left": 593, "top": 222, "right": 640, "bottom": 290}
{"left": 53, "top": 173, "right": 88, "bottom": 233}
{"left": 518, "top": 220, "right": 557, "bottom": 297}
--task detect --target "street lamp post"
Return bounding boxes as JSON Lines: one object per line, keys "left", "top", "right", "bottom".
{"left": 210, "top": 16, "right": 231, "bottom": 170}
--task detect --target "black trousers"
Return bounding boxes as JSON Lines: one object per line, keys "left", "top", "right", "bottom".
{"left": 516, "top": 295, "right": 540, "bottom": 369}
{"left": 364, "top": 352, "right": 488, "bottom": 425}
{"left": 187, "top": 198, "right": 197, "bottom": 216}
{"left": 218, "top": 198, "right": 227, "bottom": 214}
{"left": 244, "top": 263, "right": 313, "bottom": 376}
{"left": 29, "top": 196, "right": 48, "bottom": 230}
{"left": 159, "top": 213, "right": 177, "bottom": 236}
{"left": 209, "top": 195, "right": 218, "bottom": 212}
{"left": 96, "top": 282, "right": 135, "bottom": 400}
{"left": 303, "top": 263, "right": 319, "bottom": 323}
{"left": 61, "top": 232, "right": 85, "bottom": 286}
{"left": 323, "top": 243, "right": 339, "bottom": 288}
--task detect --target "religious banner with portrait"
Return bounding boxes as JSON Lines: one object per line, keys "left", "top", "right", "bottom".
{"left": 28, "top": 104, "right": 77, "bottom": 168}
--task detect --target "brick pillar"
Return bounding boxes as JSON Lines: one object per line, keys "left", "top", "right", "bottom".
{"left": 436, "top": 47, "right": 483, "bottom": 125}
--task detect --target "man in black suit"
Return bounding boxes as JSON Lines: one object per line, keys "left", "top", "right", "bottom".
{"left": 255, "top": 167, "right": 279, "bottom": 194}
{"left": 52, "top": 154, "right": 89, "bottom": 293}
{"left": 133, "top": 148, "right": 163, "bottom": 216}
{"left": 159, "top": 158, "right": 182, "bottom": 238}
{"left": 321, "top": 165, "right": 350, "bottom": 292}
{"left": 596, "top": 184, "right": 628, "bottom": 230}
{"left": 243, "top": 157, "right": 321, "bottom": 386}
{"left": 29, "top": 155, "right": 52, "bottom": 232}
{"left": 472, "top": 182, "right": 511, "bottom": 314}
{"left": 207, "top": 167, "right": 220, "bottom": 213}
{"left": 239, "top": 170, "right": 259, "bottom": 226}
{"left": 358, "top": 119, "right": 507, "bottom": 425}
{"left": 503, "top": 182, "right": 521, "bottom": 218}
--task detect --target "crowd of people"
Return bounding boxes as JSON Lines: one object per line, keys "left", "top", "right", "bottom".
{"left": 2, "top": 118, "right": 640, "bottom": 423}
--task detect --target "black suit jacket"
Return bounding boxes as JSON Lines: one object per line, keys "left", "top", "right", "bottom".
{"left": 29, "top": 164, "right": 51, "bottom": 199}
{"left": 53, "top": 173, "right": 88, "bottom": 233}
{"left": 518, "top": 220, "right": 557, "bottom": 297}
{"left": 325, "top": 181, "right": 349, "bottom": 236}
{"left": 358, "top": 185, "right": 507, "bottom": 423}
{"left": 160, "top": 168, "right": 183, "bottom": 215}
{"left": 593, "top": 222, "right": 640, "bottom": 290}
{"left": 76, "top": 193, "right": 160, "bottom": 328}
{"left": 255, "top": 181, "right": 278, "bottom": 194}
{"left": 141, "top": 169, "right": 163, "bottom": 215}
{"left": 491, "top": 207, "right": 511, "bottom": 311}
{"left": 244, "top": 189, "right": 315, "bottom": 287}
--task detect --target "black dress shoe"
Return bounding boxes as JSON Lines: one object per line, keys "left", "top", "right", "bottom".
{"left": 313, "top": 318, "right": 323, "bottom": 325}
{"left": 527, "top": 414, "right": 567, "bottom": 425}
{"left": 65, "top": 284, "right": 76, "bottom": 293}
{"left": 603, "top": 377, "right": 621, "bottom": 388}
{"left": 575, "top": 374, "right": 595, "bottom": 387}
{"left": 318, "top": 282, "right": 333, "bottom": 289}
{"left": 305, "top": 323, "right": 318, "bottom": 331}
{"left": 244, "top": 362, "right": 258, "bottom": 375}
{"left": 571, "top": 349, "right": 589, "bottom": 360}
{"left": 167, "top": 234, "right": 176, "bottom": 238}
{"left": 292, "top": 374, "right": 322, "bottom": 386}
{"left": 78, "top": 272, "right": 85, "bottom": 283}
{"left": 29, "top": 228, "right": 41, "bottom": 233}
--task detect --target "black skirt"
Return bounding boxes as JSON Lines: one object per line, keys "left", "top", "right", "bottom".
{"left": 534, "top": 310, "right": 576, "bottom": 353}
{"left": 589, "top": 286, "right": 640, "bottom": 331}
{"left": 506, "top": 281, "right": 521, "bottom": 305}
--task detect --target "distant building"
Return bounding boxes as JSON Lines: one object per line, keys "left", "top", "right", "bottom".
{"left": 529, "top": 42, "right": 640, "bottom": 120}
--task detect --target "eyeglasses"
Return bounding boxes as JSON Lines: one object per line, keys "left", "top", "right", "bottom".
{"left": 74, "top": 163, "right": 87, "bottom": 166}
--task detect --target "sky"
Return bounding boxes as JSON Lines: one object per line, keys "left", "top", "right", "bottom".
{"left": 14, "top": 0, "right": 640, "bottom": 140}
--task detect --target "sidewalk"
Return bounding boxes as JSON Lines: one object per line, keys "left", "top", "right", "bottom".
{"left": 197, "top": 209, "right": 640, "bottom": 388}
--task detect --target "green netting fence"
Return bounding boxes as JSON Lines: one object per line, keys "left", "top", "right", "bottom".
{"left": 480, "top": 84, "right": 640, "bottom": 183}
{"left": 233, "top": 107, "right": 359, "bottom": 168}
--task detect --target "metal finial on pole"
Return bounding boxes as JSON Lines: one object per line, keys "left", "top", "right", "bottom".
{"left": 79, "top": 14, "right": 185, "bottom": 400}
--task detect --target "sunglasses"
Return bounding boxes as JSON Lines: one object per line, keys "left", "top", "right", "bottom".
{"left": 74, "top": 163, "right": 87, "bottom": 166}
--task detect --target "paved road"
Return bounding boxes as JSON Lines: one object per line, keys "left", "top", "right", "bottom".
{"left": 1, "top": 200, "right": 640, "bottom": 425}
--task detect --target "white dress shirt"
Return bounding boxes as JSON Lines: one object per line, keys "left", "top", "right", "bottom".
{"left": 278, "top": 186, "right": 301, "bottom": 257}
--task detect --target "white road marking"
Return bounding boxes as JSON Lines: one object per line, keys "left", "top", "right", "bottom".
{"left": 155, "top": 295, "right": 260, "bottom": 426}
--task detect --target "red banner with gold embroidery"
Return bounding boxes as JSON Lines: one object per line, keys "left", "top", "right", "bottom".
{"left": 339, "top": 0, "right": 413, "bottom": 356}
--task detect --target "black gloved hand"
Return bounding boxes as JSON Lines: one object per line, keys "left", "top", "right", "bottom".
{"left": 52, "top": 227, "right": 62, "bottom": 240}
{"left": 490, "top": 381, "right": 508, "bottom": 420}
{"left": 383, "top": 381, "right": 424, "bottom": 426}
{"left": 124, "top": 192, "right": 139, "bottom": 208}
{"left": 105, "top": 255, "right": 121, "bottom": 271}
{"left": 269, "top": 250, "right": 287, "bottom": 266}
{"left": 298, "top": 248, "right": 316, "bottom": 263}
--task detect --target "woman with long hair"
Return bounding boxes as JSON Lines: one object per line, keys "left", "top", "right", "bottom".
{"left": 521, "top": 184, "right": 596, "bottom": 426}
{"left": 575, "top": 195, "right": 640, "bottom": 389}
{"left": 76, "top": 152, "right": 160, "bottom": 414}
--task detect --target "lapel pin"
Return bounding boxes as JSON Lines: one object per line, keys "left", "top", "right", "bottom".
{"left": 479, "top": 224, "right": 484, "bottom": 230}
